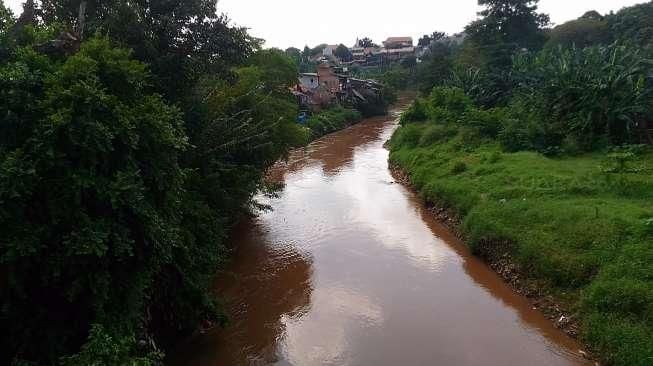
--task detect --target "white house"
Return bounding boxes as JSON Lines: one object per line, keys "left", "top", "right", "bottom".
{"left": 322, "top": 45, "right": 338, "bottom": 59}
{"left": 299, "top": 73, "right": 319, "bottom": 89}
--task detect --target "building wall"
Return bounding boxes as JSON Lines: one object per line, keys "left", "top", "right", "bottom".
{"left": 317, "top": 64, "right": 340, "bottom": 91}
{"left": 299, "top": 74, "right": 319, "bottom": 89}
{"left": 323, "top": 45, "right": 337, "bottom": 58}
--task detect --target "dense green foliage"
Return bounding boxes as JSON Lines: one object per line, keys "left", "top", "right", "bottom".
{"left": 390, "top": 90, "right": 653, "bottom": 364}
{"left": 305, "top": 107, "right": 362, "bottom": 138}
{"left": 334, "top": 44, "right": 352, "bottom": 62}
{"left": 1, "top": 37, "right": 187, "bottom": 364}
{"left": 547, "top": 3, "right": 653, "bottom": 49}
{"left": 413, "top": 2, "right": 652, "bottom": 150}
{"left": 507, "top": 44, "right": 652, "bottom": 151}
{"left": 0, "top": 1, "right": 306, "bottom": 365}
{"left": 393, "top": 1, "right": 653, "bottom": 365}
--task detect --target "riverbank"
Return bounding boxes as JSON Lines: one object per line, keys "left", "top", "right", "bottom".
{"left": 169, "top": 100, "right": 590, "bottom": 365}
{"left": 388, "top": 119, "right": 653, "bottom": 365}
{"left": 389, "top": 164, "right": 584, "bottom": 338}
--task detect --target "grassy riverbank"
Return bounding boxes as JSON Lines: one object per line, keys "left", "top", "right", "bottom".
{"left": 306, "top": 107, "right": 363, "bottom": 139}
{"left": 389, "top": 103, "right": 653, "bottom": 365}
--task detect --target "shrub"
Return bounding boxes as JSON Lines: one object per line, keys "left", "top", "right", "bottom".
{"left": 451, "top": 161, "right": 468, "bottom": 174}
{"left": 461, "top": 107, "right": 507, "bottom": 138}
{"left": 419, "top": 124, "right": 457, "bottom": 146}
{"left": 306, "top": 107, "right": 362, "bottom": 138}
{"left": 426, "top": 87, "right": 474, "bottom": 122}
{"left": 401, "top": 99, "right": 429, "bottom": 124}
{"left": 391, "top": 124, "right": 423, "bottom": 148}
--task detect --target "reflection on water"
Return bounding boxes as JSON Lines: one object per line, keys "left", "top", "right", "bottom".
{"left": 168, "top": 221, "right": 313, "bottom": 366}
{"left": 169, "top": 98, "right": 590, "bottom": 366}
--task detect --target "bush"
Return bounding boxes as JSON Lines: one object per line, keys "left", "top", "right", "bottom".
{"left": 461, "top": 107, "right": 507, "bottom": 138}
{"left": 426, "top": 87, "right": 474, "bottom": 122}
{"left": 451, "top": 161, "right": 468, "bottom": 174}
{"left": 419, "top": 125, "right": 457, "bottom": 146}
{"left": 391, "top": 124, "right": 423, "bottom": 148}
{"left": 306, "top": 106, "right": 362, "bottom": 138}
{"left": 401, "top": 99, "right": 429, "bottom": 124}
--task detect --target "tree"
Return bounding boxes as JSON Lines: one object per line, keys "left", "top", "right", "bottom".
{"left": 418, "top": 31, "right": 446, "bottom": 47}
{"left": 39, "top": 0, "right": 260, "bottom": 102}
{"left": 460, "top": 0, "right": 550, "bottom": 106}
{"left": 302, "top": 45, "right": 311, "bottom": 58}
{"left": 334, "top": 44, "right": 352, "bottom": 61}
{"left": 0, "top": 2, "right": 13, "bottom": 34}
{"left": 1, "top": 37, "right": 187, "bottom": 364}
{"left": 0, "top": 2, "right": 14, "bottom": 57}
{"left": 466, "top": 0, "right": 550, "bottom": 51}
{"left": 416, "top": 41, "right": 456, "bottom": 93}
{"left": 0, "top": 2, "right": 310, "bottom": 364}
{"left": 310, "top": 43, "right": 328, "bottom": 56}
{"left": 285, "top": 47, "right": 302, "bottom": 68}
{"left": 285, "top": 47, "right": 301, "bottom": 59}
{"left": 546, "top": 16, "right": 609, "bottom": 49}
{"left": 581, "top": 10, "right": 604, "bottom": 21}
{"left": 358, "top": 37, "right": 378, "bottom": 48}
{"left": 606, "top": 2, "right": 653, "bottom": 48}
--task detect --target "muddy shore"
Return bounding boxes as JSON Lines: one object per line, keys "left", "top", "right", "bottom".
{"left": 388, "top": 164, "right": 595, "bottom": 362}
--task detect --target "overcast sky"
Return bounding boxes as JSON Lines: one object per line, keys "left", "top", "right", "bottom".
{"left": 4, "top": 0, "right": 649, "bottom": 49}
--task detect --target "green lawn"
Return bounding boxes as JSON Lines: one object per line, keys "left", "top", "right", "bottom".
{"left": 389, "top": 123, "right": 653, "bottom": 366}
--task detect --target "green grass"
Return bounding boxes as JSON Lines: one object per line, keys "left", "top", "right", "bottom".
{"left": 390, "top": 122, "right": 653, "bottom": 366}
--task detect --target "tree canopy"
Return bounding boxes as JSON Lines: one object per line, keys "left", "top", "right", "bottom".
{"left": 466, "top": 0, "right": 550, "bottom": 51}
{"left": 0, "top": 2, "right": 308, "bottom": 364}
{"left": 334, "top": 44, "right": 353, "bottom": 61}
{"left": 418, "top": 31, "right": 446, "bottom": 47}
{"left": 358, "top": 37, "right": 378, "bottom": 48}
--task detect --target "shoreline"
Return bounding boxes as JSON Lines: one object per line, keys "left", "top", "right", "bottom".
{"left": 388, "top": 163, "right": 595, "bottom": 363}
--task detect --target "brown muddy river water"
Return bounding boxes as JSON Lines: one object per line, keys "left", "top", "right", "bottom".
{"left": 170, "top": 100, "right": 590, "bottom": 366}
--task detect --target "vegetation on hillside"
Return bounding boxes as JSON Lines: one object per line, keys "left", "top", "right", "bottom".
{"left": 390, "top": 1, "right": 653, "bottom": 365}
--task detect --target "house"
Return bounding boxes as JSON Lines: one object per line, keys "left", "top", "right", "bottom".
{"left": 384, "top": 46, "right": 416, "bottom": 62}
{"left": 299, "top": 73, "right": 319, "bottom": 89}
{"left": 383, "top": 36, "right": 414, "bottom": 49}
{"left": 291, "top": 62, "right": 385, "bottom": 115}
{"left": 317, "top": 63, "right": 341, "bottom": 92}
{"left": 322, "top": 45, "right": 339, "bottom": 59}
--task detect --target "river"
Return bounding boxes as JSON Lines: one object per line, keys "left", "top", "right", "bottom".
{"left": 169, "top": 99, "right": 590, "bottom": 366}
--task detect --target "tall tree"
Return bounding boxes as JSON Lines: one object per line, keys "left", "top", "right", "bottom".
{"left": 39, "top": 0, "right": 259, "bottom": 102}
{"left": 466, "top": 0, "right": 550, "bottom": 51}
{"left": 0, "top": 37, "right": 188, "bottom": 364}
{"left": 418, "top": 31, "right": 446, "bottom": 47}
{"left": 0, "top": 2, "right": 13, "bottom": 33}
{"left": 334, "top": 44, "right": 352, "bottom": 61}
{"left": 607, "top": 1, "right": 653, "bottom": 48}
{"left": 358, "top": 37, "right": 378, "bottom": 48}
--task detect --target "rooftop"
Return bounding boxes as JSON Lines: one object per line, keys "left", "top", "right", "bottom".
{"left": 384, "top": 37, "right": 413, "bottom": 44}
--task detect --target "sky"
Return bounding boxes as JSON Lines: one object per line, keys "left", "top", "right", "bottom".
{"left": 4, "top": 0, "right": 649, "bottom": 49}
